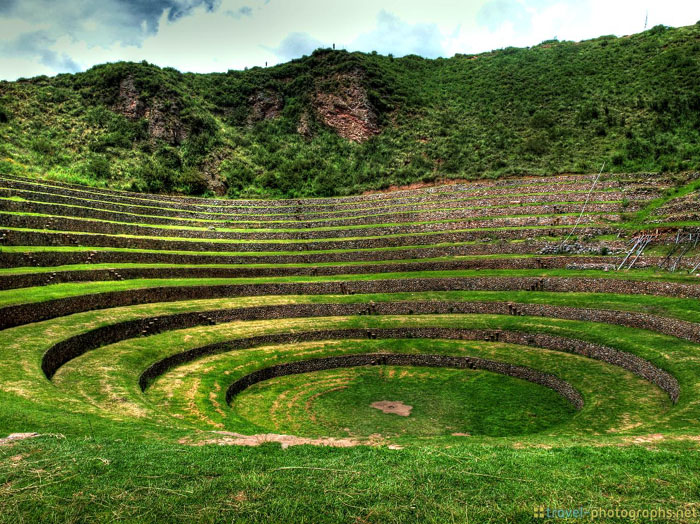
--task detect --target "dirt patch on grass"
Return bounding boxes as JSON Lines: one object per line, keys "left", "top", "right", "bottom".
{"left": 209, "top": 382, "right": 227, "bottom": 419}
{"left": 0, "top": 433, "right": 40, "bottom": 446}
{"left": 371, "top": 400, "right": 412, "bottom": 416}
{"left": 181, "top": 431, "right": 364, "bottom": 449}
{"left": 605, "top": 413, "right": 644, "bottom": 433}
{"left": 510, "top": 434, "right": 700, "bottom": 450}
{"left": 627, "top": 433, "right": 666, "bottom": 444}
{"left": 185, "top": 377, "right": 224, "bottom": 429}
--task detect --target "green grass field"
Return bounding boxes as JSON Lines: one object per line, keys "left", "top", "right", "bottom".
{"left": 1, "top": 173, "right": 699, "bottom": 523}
{"left": 234, "top": 365, "right": 576, "bottom": 438}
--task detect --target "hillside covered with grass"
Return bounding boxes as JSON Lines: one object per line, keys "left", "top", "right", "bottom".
{"left": 0, "top": 22, "right": 699, "bottom": 198}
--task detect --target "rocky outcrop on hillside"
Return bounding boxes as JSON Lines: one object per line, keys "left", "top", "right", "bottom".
{"left": 296, "top": 110, "right": 312, "bottom": 138}
{"left": 115, "top": 76, "right": 187, "bottom": 144}
{"left": 248, "top": 90, "right": 284, "bottom": 123}
{"left": 312, "top": 71, "right": 380, "bottom": 143}
{"left": 199, "top": 150, "right": 230, "bottom": 196}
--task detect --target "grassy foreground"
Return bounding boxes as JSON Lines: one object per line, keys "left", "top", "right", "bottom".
{"left": 2, "top": 436, "right": 699, "bottom": 523}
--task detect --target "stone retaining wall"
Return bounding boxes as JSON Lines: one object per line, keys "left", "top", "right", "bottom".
{"left": 224, "top": 353, "right": 585, "bottom": 409}
{"left": 1, "top": 256, "right": 622, "bottom": 290}
{"left": 0, "top": 241, "right": 619, "bottom": 268}
{"left": 0, "top": 174, "right": 627, "bottom": 212}
{"left": 9, "top": 173, "right": 660, "bottom": 207}
{"left": 0, "top": 199, "right": 625, "bottom": 233}
{"left": 0, "top": 225, "right": 616, "bottom": 252}
{"left": 0, "top": 212, "right": 618, "bottom": 242}
{"left": 7, "top": 275, "right": 699, "bottom": 331}
{"left": 0, "top": 186, "right": 638, "bottom": 224}
{"left": 0, "top": 180, "right": 625, "bottom": 215}
{"left": 1, "top": 173, "right": 609, "bottom": 206}
{"left": 42, "top": 300, "right": 698, "bottom": 383}
{"left": 136, "top": 326, "right": 677, "bottom": 402}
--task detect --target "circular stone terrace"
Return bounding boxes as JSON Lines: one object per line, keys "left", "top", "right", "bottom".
{"left": 1, "top": 172, "right": 700, "bottom": 447}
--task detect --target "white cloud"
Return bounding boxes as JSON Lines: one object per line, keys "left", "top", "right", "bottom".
{"left": 446, "top": 0, "right": 700, "bottom": 55}
{"left": 0, "top": 57, "right": 55, "bottom": 79}
{"left": 1, "top": 0, "right": 700, "bottom": 80}
{"left": 273, "top": 32, "right": 327, "bottom": 61}
{"left": 19, "top": 1, "right": 277, "bottom": 75}
{"left": 350, "top": 10, "right": 445, "bottom": 57}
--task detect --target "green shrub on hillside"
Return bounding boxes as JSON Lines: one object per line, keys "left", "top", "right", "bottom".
{"left": 177, "top": 166, "right": 210, "bottom": 195}
{"left": 127, "top": 158, "right": 176, "bottom": 193}
{"left": 84, "top": 154, "right": 111, "bottom": 180}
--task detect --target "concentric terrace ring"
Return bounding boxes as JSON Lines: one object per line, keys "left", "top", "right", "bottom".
{"left": 223, "top": 352, "right": 584, "bottom": 409}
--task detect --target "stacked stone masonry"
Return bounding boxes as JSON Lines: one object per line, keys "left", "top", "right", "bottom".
{"left": 6, "top": 276, "right": 700, "bottom": 331}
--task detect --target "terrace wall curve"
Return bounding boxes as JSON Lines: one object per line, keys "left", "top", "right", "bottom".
{"left": 0, "top": 174, "right": 631, "bottom": 210}
{"left": 42, "top": 300, "right": 699, "bottom": 380}
{"left": 5, "top": 276, "right": 700, "bottom": 331}
{"left": 0, "top": 242, "right": 621, "bottom": 268}
{"left": 0, "top": 197, "right": 626, "bottom": 229}
{"left": 223, "top": 352, "right": 585, "bottom": 410}
{"left": 1, "top": 256, "right": 624, "bottom": 290}
{"left": 0, "top": 211, "right": 619, "bottom": 240}
{"left": 0, "top": 226, "right": 619, "bottom": 252}
{"left": 135, "top": 327, "right": 679, "bottom": 403}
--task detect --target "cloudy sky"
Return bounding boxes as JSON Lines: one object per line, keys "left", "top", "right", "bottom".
{"left": 1, "top": 0, "right": 699, "bottom": 80}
